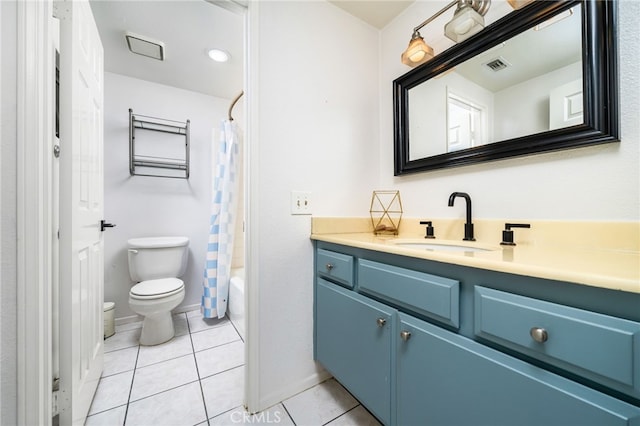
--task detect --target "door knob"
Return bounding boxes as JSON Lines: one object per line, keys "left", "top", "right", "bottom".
{"left": 400, "top": 330, "right": 412, "bottom": 341}
{"left": 100, "top": 220, "right": 116, "bottom": 232}
{"left": 376, "top": 318, "right": 387, "bottom": 327}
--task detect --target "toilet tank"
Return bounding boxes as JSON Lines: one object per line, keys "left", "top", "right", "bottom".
{"left": 127, "top": 236, "right": 189, "bottom": 282}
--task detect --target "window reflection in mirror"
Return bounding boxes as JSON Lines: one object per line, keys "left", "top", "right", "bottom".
{"left": 407, "top": 4, "right": 582, "bottom": 161}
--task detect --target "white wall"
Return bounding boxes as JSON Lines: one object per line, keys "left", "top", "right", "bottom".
{"left": 409, "top": 71, "right": 495, "bottom": 157}
{"left": 103, "top": 72, "right": 235, "bottom": 319}
{"left": 380, "top": 0, "right": 639, "bottom": 221}
{"left": 1, "top": 1, "right": 18, "bottom": 424}
{"left": 493, "top": 61, "right": 582, "bottom": 141}
{"left": 249, "top": 0, "right": 380, "bottom": 409}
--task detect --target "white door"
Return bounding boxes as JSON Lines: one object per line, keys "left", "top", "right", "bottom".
{"left": 549, "top": 79, "right": 583, "bottom": 130}
{"left": 57, "top": 0, "right": 105, "bottom": 423}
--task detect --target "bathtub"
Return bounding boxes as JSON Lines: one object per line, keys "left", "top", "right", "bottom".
{"left": 228, "top": 268, "right": 245, "bottom": 340}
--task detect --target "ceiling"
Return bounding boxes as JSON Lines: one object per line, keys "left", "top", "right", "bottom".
{"left": 89, "top": 0, "right": 413, "bottom": 100}
{"left": 89, "top": 0, "right": 244, "bottom": 100}
{"left": 328, "top": 1, "right": 414, "bottom": 29}
{"left": 89, "top": 1, "right": 581, "bottom": 101}
{"left": 456, "top": 5, "right": 582, "bottom": 92}
{"left": 89, "top": 1, "right": 414, "bottom": 100}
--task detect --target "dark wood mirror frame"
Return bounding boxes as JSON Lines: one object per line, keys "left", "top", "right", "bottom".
{"left": 393, "top": 0, "right": 618, "bottom": 176}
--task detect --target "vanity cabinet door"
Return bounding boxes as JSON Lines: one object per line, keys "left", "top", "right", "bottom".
{"left": 315, "top": 279, "right": 393, "bottom": 425}
{"left": 396, "top": 313, "right": 640, "bottom": 426}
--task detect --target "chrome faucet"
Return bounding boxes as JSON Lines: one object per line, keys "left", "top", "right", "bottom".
{"left": 448, "top": 192, "right": 475, "bottom": 241}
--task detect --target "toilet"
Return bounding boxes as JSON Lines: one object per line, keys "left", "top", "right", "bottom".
{"left": 127, "top": 236, "right": 189, "bottom": 345}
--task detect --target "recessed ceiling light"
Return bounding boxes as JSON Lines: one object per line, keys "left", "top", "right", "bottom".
{"left": 208, "top": 48, "right": 230, "bottom": 63}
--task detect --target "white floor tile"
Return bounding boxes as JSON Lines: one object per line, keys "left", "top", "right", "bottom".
{"left": 104, "top": 328, "right": 141, "bottom": 353}
{"left": 173, "top": 313, "right": 189, "bottom": 337}
{"left": 136, "top": 334, "right": 193, "bottom": 368}
{"left": 283, "top": 379, "right": 358, "bottom": 426}
{"left": 88, "top": 371, "right": 134, "bottom": 415}
{"left": 210, "top": 404, "right": 294, "bottom": 426}
{"left": 191, "top": 323, "right": 240, "bottom": 352}
{"left": 85, "top": 404, "right": 127, "bottom": 425}
{"left": 186, "top": 309, "right": 204, "bottom": 318}
{"left": 187, "top": 313, "right": 230, "bottom": 333}
{"left": 201, "top": 366, "right": 244, "bottom": 419}
{"left": 125, "top": 381, "right": 207, "bottom": 426}
{"left": 326, "top": 405, "right": 382, "bottom": 426}
{"left": 130, "top": 354, "right": 199, "bottom": 402}
{"left": 195, "top": 340, "right": 244, "bottom": 379}
{"left": 89, "top": 312, "right": 383, "bottom": 426}
{"left": 115, "top": 321, "right": 143, "bottom": 333}
{"left": 103, "top": 346, "right": 138, "bottom": 377}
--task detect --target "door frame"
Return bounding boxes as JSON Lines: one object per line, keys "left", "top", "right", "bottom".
{"left": 16, "top": 0, "right": 55, "bottom": 424}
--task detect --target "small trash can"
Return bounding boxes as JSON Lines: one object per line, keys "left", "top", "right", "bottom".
{"left": 103, "top": 302, "right": 115, "bottom": 339}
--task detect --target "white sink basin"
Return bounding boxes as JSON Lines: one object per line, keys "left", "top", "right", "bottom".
{"left": 391, "top": 239, "right": 499, "bottom": 253}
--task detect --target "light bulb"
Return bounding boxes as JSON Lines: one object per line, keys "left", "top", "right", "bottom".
{"left": 409, "top": 51, "right": 426, "bottom": 62}
{"left": 454, "top": 19, "right": 475, "bottom": 35}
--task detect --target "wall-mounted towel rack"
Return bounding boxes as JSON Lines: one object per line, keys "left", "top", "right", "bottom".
{"left": 129, "top": 109, "right": 190, "bottom": 179}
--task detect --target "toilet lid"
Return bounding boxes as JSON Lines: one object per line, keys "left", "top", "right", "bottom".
{"left": 131, "top": 278, "right": 184, "bottom": 299}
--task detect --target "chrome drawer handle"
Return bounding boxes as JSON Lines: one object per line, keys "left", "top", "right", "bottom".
{"left": 325, "top": 263, "right": 334, "bottom": 272}
{"left": 400, "top": 330, "right": 412, "bottom": 341}
{"left": 376, "top": 318, "right": 386, "bottom": 328}
{"left": 530, "top": 327, "right": 548, "bottom": 343}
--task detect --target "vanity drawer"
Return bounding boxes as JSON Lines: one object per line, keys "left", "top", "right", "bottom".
{"left": 358, "top": 259, "right": 459, "bottom": 328}
{"left": 474, "top": 286, "right": 640, "bottom": 397}
{"left": 316, "top": 249, "right": 354, "bottom": 288}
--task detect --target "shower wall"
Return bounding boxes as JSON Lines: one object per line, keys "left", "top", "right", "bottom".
{"left": 103, "top": 72, "right": 234, "bottom": 320}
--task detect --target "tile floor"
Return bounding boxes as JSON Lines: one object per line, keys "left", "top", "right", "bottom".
{"left": 85, "top": 310, "right": 381, "bottom": 426}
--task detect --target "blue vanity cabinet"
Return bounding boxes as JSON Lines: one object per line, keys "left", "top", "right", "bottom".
{"left": 313, "top": 242, "right": 640, "bottom": 426}
{"left": 358, "top": 259, "right": 459, "bottom": 328}
{"left": 317, "top": 248, "right": 354, "bottom": 288}
{"left": 475, "top": 286, "right": 640, "bottom": 399}
{"left": 396, "top": 312, "right": 640, "bottom": 426}
{"left": 315, "top": 278, "right": 394, "bottom": 425}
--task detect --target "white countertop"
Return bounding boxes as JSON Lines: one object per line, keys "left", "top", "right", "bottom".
{"left": 311, "top": 218, "right": 640, "bottom": 294}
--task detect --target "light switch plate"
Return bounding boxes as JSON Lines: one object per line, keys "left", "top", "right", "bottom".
{"left": 291, "top": 191, "right": 312, "bottom": 215}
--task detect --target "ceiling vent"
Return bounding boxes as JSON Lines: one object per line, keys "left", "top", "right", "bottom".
{"left": 125, "top": 32, "right": 165, "bottom": 61}
{"left": 484, "top": 57, "right": 510, "bottom": 72}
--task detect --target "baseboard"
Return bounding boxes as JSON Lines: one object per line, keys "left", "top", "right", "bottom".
{"left": 114, "top": 314, "right": 142, "bottom": 326}
{"left": 114, "top": 303, "right": 200, "bottom": 325}
{"left": 174, "top": 303, "right": 200, "bottom": 315}
{"left": 252, "top": 370, "right": 333, "bottom": 414}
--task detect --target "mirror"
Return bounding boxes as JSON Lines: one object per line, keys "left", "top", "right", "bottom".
{"left": 394, "top": 0, "right": 618, "bottom": 175}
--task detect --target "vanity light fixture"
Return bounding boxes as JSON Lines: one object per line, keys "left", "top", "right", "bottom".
{"left": 507, "top": 0, "right": 534, "bottom": 10}
{"left": 401, "top": 31, "right": 434, "bottom": 67}
{"left": 444, "top": 0, "right": 489, "bottom": 43}
{"left": 401, "top": 0, "right": 491, "bottom": 68}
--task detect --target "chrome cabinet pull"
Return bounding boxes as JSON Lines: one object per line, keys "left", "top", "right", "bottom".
{"left": 376, "top": 318, "right": 386, "bottom": 327}
{"left": 530, "top": 327, "right": 548, "bottom": 343}
{"left": 325, "top": 263, "right": 334, "bottom": 272}
{"left": 400, "top": 330, "right": 412, "bottom": 341}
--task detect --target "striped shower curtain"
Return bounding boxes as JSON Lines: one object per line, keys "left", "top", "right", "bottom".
{"left": 201, "top": 120, "right": 239, "bottom": 319}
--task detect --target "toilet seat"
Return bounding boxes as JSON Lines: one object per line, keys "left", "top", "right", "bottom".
{"left": 130, "top": 278, "right": 184, "bottom": 300}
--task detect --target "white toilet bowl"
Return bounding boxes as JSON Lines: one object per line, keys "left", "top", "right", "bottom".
{"left": 129, "top": 278, "right": 185, "bottom": 345}
{"left": 127, "top": 237, "right": 189, "bottom": 346}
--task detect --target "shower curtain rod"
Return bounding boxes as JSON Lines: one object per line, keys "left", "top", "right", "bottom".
{"left": 228, "top": 91, "right": 244, "bottom": 121}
